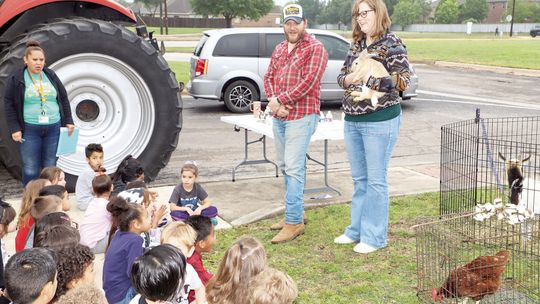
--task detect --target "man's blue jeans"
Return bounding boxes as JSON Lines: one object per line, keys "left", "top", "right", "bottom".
{"left": 273, "top": 114, "right": 318, "bottom": 224}
{"left": 20, "top": 122, "right": 60, "bottom": 185}
{"left": 343, "top": 114, "right": 401, "bottom": 249}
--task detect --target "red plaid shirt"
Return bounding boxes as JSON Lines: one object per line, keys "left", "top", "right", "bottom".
{"left": 264, "top": 32, "right": 328, "bottom": 121}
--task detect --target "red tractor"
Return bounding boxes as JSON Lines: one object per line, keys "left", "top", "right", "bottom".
{"left": 0, "top": 0, "right": 182, "bottom": 188}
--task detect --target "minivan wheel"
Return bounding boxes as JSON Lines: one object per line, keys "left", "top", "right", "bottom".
{"left": 223, "top": 80, "right": 259, "bottom": 113}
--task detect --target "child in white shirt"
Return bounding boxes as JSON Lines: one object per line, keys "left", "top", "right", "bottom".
{"left": 79, "top": 175, "right": 113, "bottom": 253}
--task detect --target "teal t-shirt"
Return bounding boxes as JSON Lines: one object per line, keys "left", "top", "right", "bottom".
{"left": 23, "top": 70, "right": 60, "bottom": 125}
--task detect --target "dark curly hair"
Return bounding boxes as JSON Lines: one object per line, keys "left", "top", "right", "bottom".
{"left": 54, "top": 244, "right": 95, "bottom": 301}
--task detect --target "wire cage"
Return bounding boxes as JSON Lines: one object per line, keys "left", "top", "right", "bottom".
{"left": 440, "top": 110, "right": 540, "bottom": 217}
{"left": 415, "top": 214, "right": 540, "bottom": 303}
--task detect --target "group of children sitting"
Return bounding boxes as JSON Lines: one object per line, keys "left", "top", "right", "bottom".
{"left": 0, "top": 143, "right": 298, "bottom": 304}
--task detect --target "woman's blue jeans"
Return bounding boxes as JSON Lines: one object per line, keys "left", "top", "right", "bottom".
{"left": 343, "top": 114, "right": 401, "bottom": 248}
{"left": 273, "top": 114, "right": 318, "bottom": 224}
{"left": 20, "top": 122, "right": 60, "bottom": 185}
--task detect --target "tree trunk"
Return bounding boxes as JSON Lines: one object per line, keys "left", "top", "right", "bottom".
{"left": 225, "top": 16, "right": 233, "bottom": 28}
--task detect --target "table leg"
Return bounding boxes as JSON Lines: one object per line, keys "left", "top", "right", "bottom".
{"left": 304, "top": 140, "right": 341, "bottom": 196}
{"left": 232, "top": 128, "right": 279, "bottom": 182}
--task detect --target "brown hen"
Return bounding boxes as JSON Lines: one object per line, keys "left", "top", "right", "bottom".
{"left": 432, "top": 250, "right": 510, "bottom": 303}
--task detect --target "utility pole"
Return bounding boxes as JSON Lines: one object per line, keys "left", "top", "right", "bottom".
{"left": 159, "top": 2, "right": 163, "bottom": 35}
{"left": 164, "top": 0, "right": 169, "bottom": 35}
{"left": 510, "top": 0, "right": 516, "bottom": 37}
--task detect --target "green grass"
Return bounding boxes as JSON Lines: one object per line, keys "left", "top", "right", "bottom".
{"left": 165, "top": 46, "right": 195, "bottom": 53}
{"left": 169, "top": 61, "right": 190, "bottom": 86}
{"left": 202, "top": 192, "right": 440, "bottom": 304}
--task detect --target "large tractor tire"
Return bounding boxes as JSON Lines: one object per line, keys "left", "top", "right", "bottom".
{"left": 0, "top": 19, "right": 182, "bottom": 189}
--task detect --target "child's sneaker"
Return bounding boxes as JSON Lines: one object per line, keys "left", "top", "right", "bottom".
{"left": 353, "top": 242, "right": 379, "bottom": 254}
{"left": 334, "top": 234, "right": 357, "bottom": 244}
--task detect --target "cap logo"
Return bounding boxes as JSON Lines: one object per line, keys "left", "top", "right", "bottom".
{"left": 285, "top": 6, "right": 300, "bottom": 15}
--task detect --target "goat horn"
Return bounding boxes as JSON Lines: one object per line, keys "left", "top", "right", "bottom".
{"left": 522, "top": 155, "right": 531, "bottom": 162}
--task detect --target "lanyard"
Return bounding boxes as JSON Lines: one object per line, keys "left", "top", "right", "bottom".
{"left": 27, "top": 69, "right": 46, "bottom": 115}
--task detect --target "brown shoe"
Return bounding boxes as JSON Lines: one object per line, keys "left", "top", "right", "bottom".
{"left": 271, "top": 223, "right": 305, "bottom": 244}
{"left": 270, "top": 212, "right": 308, "bottom": 230}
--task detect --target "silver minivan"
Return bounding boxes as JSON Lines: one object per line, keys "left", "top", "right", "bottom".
{"left": 188, "top": 28, "right": 418, "bottom": 113}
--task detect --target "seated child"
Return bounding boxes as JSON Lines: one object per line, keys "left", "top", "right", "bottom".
{"left": 249, "top": 268, "right": 298, "bottom": 304}
{"left": 119, "top": 183, "right": 168, "bottom": 248}
{"left": 56, "top": 283, "right": 107, "bottom": 304}
{"left": 76, "top": 143, "right": 105, "bottom": 211}
{"left": 168, "top": 162, "right": 218, "bottom": 225}
{"left": 39, "top": 184, "right": 71, "bottom": 211}
{"left": 186, "top": 215, "right": 215, "bottom": 285}
{"left": 103, "top": 197, "right": 151, "bottom": 304}
{"left": 161, "top": 222, "right": 206, "bottom": 304}
{"left": 25, "top": 195, "right": 64, "bottom": 249}
{"left": 54, "top": 244, "right": 96, "bottom": 301}
{"left": 0, "top": 199, "right": 16, "bottom": 304}
{"left": 206, "top": 236, "right": 267, "bottom": 303}
{"left": 111, "top": 155, "right": 145, "bottom": 197}
{"left": 129, "top": 244, "right": 187, "bottom": 304}
{"left": 14, "top": 178, "right": 50, "bottom": 252}
{"left": 79, "top": 175, "right": 113, "bottom": 253}
{"left": 4, "top": 248, "right": 58, "bottom": 304}
{"left": 39, "top": 166, "right": 67, "bottom": 187}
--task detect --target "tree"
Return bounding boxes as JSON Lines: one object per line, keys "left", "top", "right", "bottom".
{"left": 392, "top": 0, "right": 422, "bottom": 30}
{"left": 434, "top": 0, "right": 459, "bottom": 24}
{"left": 504, "top": 0, "right": 540, "bottom": 23}
{"left": 134, "top": 0, "right": 162, "bottom": 16}
{"left": 414, "top": 0, "right": 432, "bottom": 23}
{"left": 385, "top": 0, "right": 399, "bottom": 16}
{"left": 189, "top": 0, "right": 274, "bottom": 28}
{"left": 297, "top": 0, "right": 325, "bottom": 25}
{"left": 460, "top": 0, "right": 488, "bottom": 23}
{"left": 320, "top": 0, "right": 354, "bottom": 27}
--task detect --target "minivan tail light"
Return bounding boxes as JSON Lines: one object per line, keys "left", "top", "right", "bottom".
{"left": 195, "top": 59, "right": 208, "bottom": 77}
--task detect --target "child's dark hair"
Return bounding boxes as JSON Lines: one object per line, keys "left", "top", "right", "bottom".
{"left": 33, "top": 212, "right": 77, "bottom": 249}
{"left": 126, "top": 180, "right": 146, "bottom": 190}
{"left": 0, "top": 198, "right": 16, "bottom": 233}
{"left": 186, "top": 215, "right": 213, "bottom": 243}
{"left": 92, "top": 175, "right": 112, "bottom": 196}
{"left": 106, "top": 196, "right": 144, "bottom": 232}
{"left": 30, "top": 195, "right": 62, "bottom": 221}
{"left": 131, "top": 244, "right": 186, "bottom": 302}
{"left": 39, "top": 166, "right": 63, "bottom": 184}
{"left": 181, "top": 162, "right": 199, "bottom": 177}
{"left": 85, "top": 143, "right": 103, "bottom": 158}
{"left": 4, "top": 248, "right": 57, "bottom": 304}
{"left": 54, "top": 244, "right": 95, "bottom": 301}
{"left": 24, "top": 40, "right": 44, "bottom": 57}
{"left": 113, "top": 155, "right": 144, "bottom": 184}
{"left": 34, "top": 225, "right": 80, "bottom": 251}
{"left": 39, "top": 185, "right": 67, "bottom": 198}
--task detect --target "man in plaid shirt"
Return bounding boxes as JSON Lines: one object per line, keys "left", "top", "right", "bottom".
{"left": 264, "top": 4, "right": 328, "bottom": 244}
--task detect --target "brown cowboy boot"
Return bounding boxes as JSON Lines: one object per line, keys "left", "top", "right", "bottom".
{"left": 270, "top": 212, "right": 308, "bottom": 230}
{"left": 271, "top": 223, "right": 305, "bottom": 244}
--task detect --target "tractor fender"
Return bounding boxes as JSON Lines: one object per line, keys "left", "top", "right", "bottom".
{"left": 0, "top": 0, "right": 136, "bottom": 29}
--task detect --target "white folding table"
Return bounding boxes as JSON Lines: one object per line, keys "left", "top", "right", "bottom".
{"left": 220, "top": 115, "right": 343, "bottom": 196}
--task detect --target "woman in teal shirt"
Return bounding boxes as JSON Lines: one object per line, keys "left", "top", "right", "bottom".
{"left": 4, "top": 41, "right": 74, "bottom": 185}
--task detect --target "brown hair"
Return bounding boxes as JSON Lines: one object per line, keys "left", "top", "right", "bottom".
{"left": 55, "top": 284, "right": 107, "bottom": 304}
{"left": 181, "top": 163, "right": 199, "bottom": 177}
{"left": 30, "top": 195, "right": 62, "bottom": 221}
{"left": 206, "top": 236, "right": 267, "bottom": 304}
{"left": 249, "top": 268, "right": 298, "bottom": 304}
{"left": 39, "top": 167, "right": 63, "bottom": 184}
{"left": 24, "top": 40, "right": 44, "bottom": 58}
{"left": 0, "top": 199, "right": 16, "bottom": 237}
{"left": 18, "top": 179, "right": 50, "bottom": 228}
{"left": 92, "top": 175, "right": 113, "bottom": 196}
{"left": 351, "top": 0, "right": 391, "bottom": 43}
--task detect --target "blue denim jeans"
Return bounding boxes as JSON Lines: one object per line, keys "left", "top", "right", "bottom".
{"left": 273, "top": 114, "right": 318, "bottom": 224}
{"left": 20, "top": 122, "right": 60, "bottom": 185}
{"left": 343, "top": 114, "right": 401, "bottom": 249}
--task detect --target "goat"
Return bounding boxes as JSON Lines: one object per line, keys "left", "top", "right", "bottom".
{"left": 499, "top": 152, "right": 539, "bottom": 239}
{"left": 498, "top": 152, "right": 530, "bottom": 205}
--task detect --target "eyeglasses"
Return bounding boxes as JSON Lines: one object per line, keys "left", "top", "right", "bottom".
{"left": 356, "top": 9, "right": 374, "bottom": 19}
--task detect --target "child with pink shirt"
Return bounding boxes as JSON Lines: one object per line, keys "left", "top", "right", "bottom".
{"left": 79, "top": 175, "right": 113, "bottom": 253}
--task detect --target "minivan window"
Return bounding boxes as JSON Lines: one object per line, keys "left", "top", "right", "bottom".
{"left": 315, "top": 35, "right": 350, "bottom": 61}
{"left": 262, "top": 33, "right": 285, "bottom": 58}
{"left": 194, "top": 34, "right": 209, "bottom": 56}
{"left": 213, "top": 33, "right": 259, "bottom": 57}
